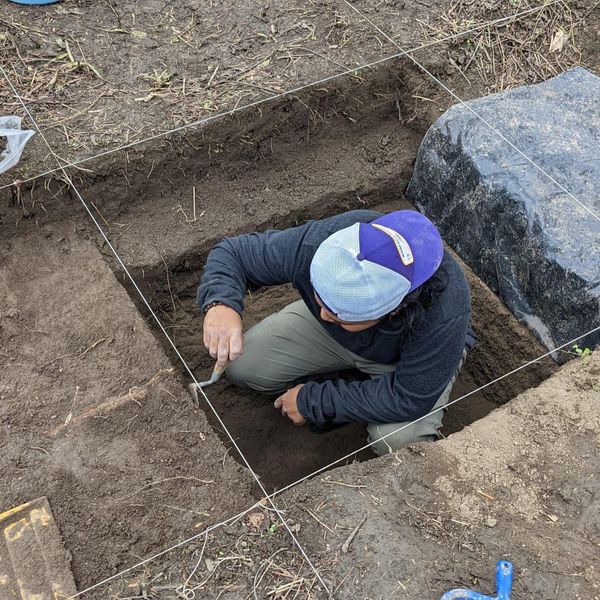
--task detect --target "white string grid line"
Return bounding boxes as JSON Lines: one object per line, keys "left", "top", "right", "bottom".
{"left": 61, "top": 323, "right": 600, "bottom": 599}
{"left": 341, "top": 0, "right": 600, "bottom": 223}
{"left": 1, "top": 2, "right": 596, "bottom": 595}
{"left": 0, "top": 0, "right": 559, "bottom": 192}
{"left": 57, "top": 0, "right": 600, "bottom": 588}
{"left": 0, "top": 67, "right": 331, "bottom": 598}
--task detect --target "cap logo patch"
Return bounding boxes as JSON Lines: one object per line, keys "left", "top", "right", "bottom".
{"left": 371, "top": 223, "right": 414, "bottom": 266}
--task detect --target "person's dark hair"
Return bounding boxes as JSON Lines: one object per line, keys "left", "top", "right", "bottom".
{"left": 388, "top": 265, "right": 449, "bottom": 329}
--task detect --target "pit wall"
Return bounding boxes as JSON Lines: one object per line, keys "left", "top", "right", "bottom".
{"left": 4, "top": 53, "right": 558, "bottom": 487}
{"left": 1, "top": 59, "right": 437, "bottom": 236}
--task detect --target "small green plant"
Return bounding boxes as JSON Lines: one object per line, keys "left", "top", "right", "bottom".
{"left": 142, "top": 69, "right": 174, "bottom": 89}
{"left": 573, "top": 344, "right": 592, "bottom": 364}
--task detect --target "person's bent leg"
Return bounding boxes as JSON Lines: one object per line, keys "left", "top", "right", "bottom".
{"left": 366, "top": 351, "right": 466, "bottom": 456}
{"left": 226, "top": 300, "right": 357, "bottom": 395}
{"left": 366, "top": 394, "right": 446, "bottom": 456}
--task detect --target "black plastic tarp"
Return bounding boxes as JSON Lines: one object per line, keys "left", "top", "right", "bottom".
{"left": 407, "top": 67, "right": 600, "bottom": 356}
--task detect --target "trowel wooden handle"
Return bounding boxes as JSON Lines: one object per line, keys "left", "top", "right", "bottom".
{"left": 212, "top": 361, "right": 229, "bottom": 380}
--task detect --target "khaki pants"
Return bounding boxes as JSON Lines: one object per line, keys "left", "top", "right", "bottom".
{"left": 227, "top": 300, "right": 463, "bottom": 456}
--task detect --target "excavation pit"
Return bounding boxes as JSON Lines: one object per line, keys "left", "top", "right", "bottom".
{"left": 136, "top": 199, "right": 558, "bottom": 492}
{"left": 2, "top": 10, "right": 598, "bottom": 592}
{"left": 84, "top": 73, "right": 558, "bottom": 491}
{"left": 90, "top": 67, "right": 557, "bottom": 491}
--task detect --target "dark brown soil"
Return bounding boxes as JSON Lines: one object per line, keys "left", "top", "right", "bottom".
{"left": 0, "top": 224, "right": 255, "bottom": 588}
{"left": 0, "top": 1, "right": 598, "bottom": 597}
{"left": 0, "top": 0, "right": 409, "bottom": 182}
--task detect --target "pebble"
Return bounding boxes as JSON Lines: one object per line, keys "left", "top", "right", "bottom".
{"left": 485, "top": 517, "right": 498, "bottom": 528}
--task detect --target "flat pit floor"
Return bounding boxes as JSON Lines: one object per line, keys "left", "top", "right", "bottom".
{"left": 1, "top": 1, "right": 599, "bottom": 598}
{"left": 0, "top": 225, "right": 255, "bottom": 588}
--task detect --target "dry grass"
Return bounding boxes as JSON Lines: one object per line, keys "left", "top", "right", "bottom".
{"left": 420, "top": 0, "right": 583, "bottom": 93}
{"left": 108, "top": 515, "right": 333, "bottom": 600}
{"left": 0, "top": 1, "right": 387, "bottom": 160}
{"left": 0, "top": 0, "right": 591, "bottom": 183}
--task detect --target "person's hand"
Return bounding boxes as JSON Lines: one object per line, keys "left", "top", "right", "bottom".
{"left": 203, "top": 304, "right": 243, "bottom": 363}
{"left": 274, "top": 385, "right": 306, "bottom": 426}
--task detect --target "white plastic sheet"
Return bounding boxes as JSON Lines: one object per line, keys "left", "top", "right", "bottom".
{"left": 0, "top": 116, "right": 35, "bottom": 174}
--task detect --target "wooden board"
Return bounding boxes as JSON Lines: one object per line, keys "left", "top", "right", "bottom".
{"left": 0, "top": 497, "right": 77, "bottom": 599}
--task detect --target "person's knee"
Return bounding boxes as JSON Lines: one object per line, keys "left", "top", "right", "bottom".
{"left": 225, "top": 358, "right": 252, "bottom": 389}
{"left": 367, "top": 423, "right": 436, "bottom": 456}
{"left": 226, "top": 357, "right": 287, "bottom": 395}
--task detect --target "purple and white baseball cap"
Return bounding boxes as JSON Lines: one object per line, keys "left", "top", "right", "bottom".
{"left": 310, "top": 211, "right": 444, "bottom": 322}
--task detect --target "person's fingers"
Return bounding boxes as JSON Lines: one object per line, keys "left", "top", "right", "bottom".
{"left": 229, "top": 331, "right": 243, "bottom": 361}
{"left": 280, "top": 398, "right": 288, "bottom": 415}
{"left": 208, "top": 334, "right": 219, "bottom": 360}
{"left": 217, "top": 335, "right": 230, "bottom": 363}
{"left": 274, "top": 397, "right": 282, "bottom": 409}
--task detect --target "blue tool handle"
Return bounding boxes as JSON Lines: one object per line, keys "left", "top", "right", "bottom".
{"left": 496, "top": 561, "right": 513, "bottom": 600}
{"left": 439, "top": 561, "right": 513, "bottom": 600}
{"left": 8, "top": 0, "right": 62, "bottom": 4}
{"left": 439, "top": 590, "right": 488, "bottom": 600}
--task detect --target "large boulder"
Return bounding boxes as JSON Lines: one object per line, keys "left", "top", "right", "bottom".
{"left": 407, "top": 67, "right": 600, "bottom": 355}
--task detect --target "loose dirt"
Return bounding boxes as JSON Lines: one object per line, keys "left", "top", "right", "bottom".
{"left": 0, "top": 1, "right": 598, "bottom": 597}
{"left": 90, "top": 348, "right": 600, "bottom": 600}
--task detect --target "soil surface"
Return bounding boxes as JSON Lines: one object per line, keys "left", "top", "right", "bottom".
{"left": 0, "top": 1, "right": 598, "bottom": 598}
{"left": 0, "top": 223, "right": 255, "bottom": 588}
{"left": 0, "top": 0, "right": 594, "bottom": 188}
{"left": 93, "top": 349, "right": 600, "bottom": 599}
{"left": 0, "top": 0, "right": 403, "bottom": 181}
{"left": 282, "top": 350, "right": 600, "bottom": 599}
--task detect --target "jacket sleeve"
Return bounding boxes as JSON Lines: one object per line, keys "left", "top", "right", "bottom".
{"left": 296, "top": 313, "right": 469, "bottom": 425}
{"left": 197, "top": 210, "right": 382, "bottom": 314}
{"left": 196, "top": 226, "right": 309, "bottom": 314}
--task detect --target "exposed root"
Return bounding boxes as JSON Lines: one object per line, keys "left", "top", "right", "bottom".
{"left": 47, "top": 367, "right": 174, "bottom": 436}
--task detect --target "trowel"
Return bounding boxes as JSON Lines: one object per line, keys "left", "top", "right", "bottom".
{"left": 188, "top": 361, "right": 228, "bottom": 406}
